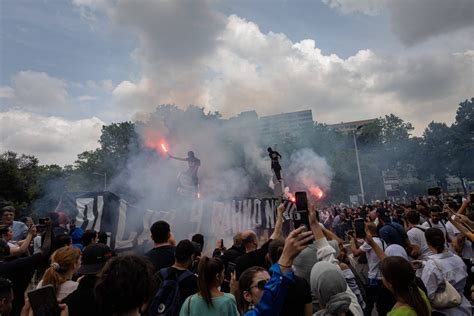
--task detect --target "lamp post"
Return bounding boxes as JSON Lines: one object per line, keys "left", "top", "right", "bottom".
{"left": 93, "top": 172, "right": 107, "bottom": 191}
{"left": 352, "top": 127, "right": 365, "bottom": 204}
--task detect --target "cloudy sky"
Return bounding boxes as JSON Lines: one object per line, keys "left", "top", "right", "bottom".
{"left": 1, "top": 0, "right": 473, "bottom": 165}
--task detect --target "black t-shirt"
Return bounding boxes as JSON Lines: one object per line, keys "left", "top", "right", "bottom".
{"left": 0, "top": 253, "right": 44, "bottom": 316}
{"left": 280, "top": 275, "right": 312, "bottom": 316}
{"left": 235, "top": 239, "right": 272, "bottom": 279}
{"left": 155, "top": 267, "right": 198, "bottom": 309}
{"left": 145, "top": 245, "right": 176, "bottom": 272}
{"left": 62, "top": 275, "right": 102, "bottom": 316}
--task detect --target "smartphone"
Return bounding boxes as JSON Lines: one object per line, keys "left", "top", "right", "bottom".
{"left": 294, "top": 192, "right": 310, "bottom": 229}
{"left": 27, "top": 285, "right": 60, "bottom": 316}
{"left": 354, "top": 218, "right": 366, "bottom": 238}
{"left": 293, "top": 192, "right": 313, "bottom": 244}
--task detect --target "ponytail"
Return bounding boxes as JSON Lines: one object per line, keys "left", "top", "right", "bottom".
{"left": 197, "top": 256, "right": 224, "bottom": 308}
{"left": 41, "top": 247, "right": 80, "bottom": 294}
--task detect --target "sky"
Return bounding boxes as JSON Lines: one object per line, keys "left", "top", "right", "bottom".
{"left": 0, "top": 0, "right": 473, "bottom": 165}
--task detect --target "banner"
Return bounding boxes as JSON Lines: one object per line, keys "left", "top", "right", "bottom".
{"left": 56, "top": 192, "right": 294, "bottom": 250}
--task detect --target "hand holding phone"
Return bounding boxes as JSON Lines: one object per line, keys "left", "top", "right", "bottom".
{"left": 27, "top": 285, "right": 61, "bottom": 316}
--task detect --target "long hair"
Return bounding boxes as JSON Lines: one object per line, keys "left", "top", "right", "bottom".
{"left": 238, "top": 266, "right": 267, "bottom": 312}
{"left": 42, "top": 247, "right": 81, "bottom": 294}
{"left": 380, "top": 256, "right": 430, "bottom": 316}
{"left": 197, "top": 256, "right": 224, "bottom": 308}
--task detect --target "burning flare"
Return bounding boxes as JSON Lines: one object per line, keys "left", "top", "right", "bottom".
{"left": 309, "top": 186, "right": 324, "bottom": 200}
{"left": 160, "top": 143, "right": 168, "bottom": 153}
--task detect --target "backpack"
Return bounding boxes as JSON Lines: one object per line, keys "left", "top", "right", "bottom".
{"left": 148, "top": 268, "right": 193, "bottom": 316}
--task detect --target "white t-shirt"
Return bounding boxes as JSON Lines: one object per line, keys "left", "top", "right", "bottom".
{"left": 385, "top": 244, "right": 409, "bottom": 261}
{"left": 359, "top": 237, "right": 385, "bottom": 280}
{"left": 422, "top": 219, "right": 450, "bottom": 249}
{"left": 407, "top": 225, "right": 433, "bottom": 259}
{"left": 37, "top": 280, "right": 78, "bottom": 301}
{"left": 446, "top": 220, "right": 473, "bottom": 259}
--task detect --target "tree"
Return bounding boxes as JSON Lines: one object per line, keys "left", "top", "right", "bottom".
{"left": 0, "top": 152, "right": 39, "bottom": 209}
{"left": 449, "top": 98, "right": 474, "bottom": 193}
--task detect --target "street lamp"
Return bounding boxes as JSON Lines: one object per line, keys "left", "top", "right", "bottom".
{"left": 93, "top": 172, "right": 107, "bottom": 191}
{"left": 352, "top": 126, "right": 366, "bottom": 204}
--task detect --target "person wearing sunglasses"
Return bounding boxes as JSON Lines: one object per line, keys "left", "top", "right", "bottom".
{"left": 237, "top": 226, "right": 314, "bottom": 316}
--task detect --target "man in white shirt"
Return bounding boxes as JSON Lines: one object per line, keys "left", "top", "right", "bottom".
{"left": 421, "top": 206, "right": 450, "bottom": 248}
{"left": 350, "top": 222, "right": 388, "bottom": 315}
{"left": 405, "top": 210, "right": 433, "bottom": 260}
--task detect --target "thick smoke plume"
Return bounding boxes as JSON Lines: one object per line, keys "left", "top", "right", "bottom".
{"left": 287, "top": 148, "right": 334, "bottom": 200}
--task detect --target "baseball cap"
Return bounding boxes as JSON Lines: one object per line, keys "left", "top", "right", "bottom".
{"left": 78, "top": 244, "right": 113, "bottom": 275}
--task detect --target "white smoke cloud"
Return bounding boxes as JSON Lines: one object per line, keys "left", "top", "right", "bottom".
{"left": 288, "top": 148, "right": 334, "bottom": 194}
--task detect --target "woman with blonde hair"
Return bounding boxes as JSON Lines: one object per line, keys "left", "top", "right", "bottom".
{"left": 37, "top": 246, "right": 81, "bottom": 300}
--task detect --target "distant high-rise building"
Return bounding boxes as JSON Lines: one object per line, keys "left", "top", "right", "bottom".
{"left": 259, "top": 110, "right": 314, "bottom": 138}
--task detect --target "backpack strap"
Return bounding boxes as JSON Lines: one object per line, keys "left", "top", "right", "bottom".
{"left": 176, "top": 270, "right": 193, "bottom": 283}
{"left": 158, "top": 267, "right": 171, "bottom": 280}
{"left": 414, "top": 226, "right": 426, "bottom": 232}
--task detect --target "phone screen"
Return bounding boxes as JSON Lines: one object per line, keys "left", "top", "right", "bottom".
{"left": 294, "top": 192, "right": 313, "bottom": 244}
{"left": 294, "top": 192, "right": 310, "bottom": 229}
{"left": 27, "top": 285, "right": 60, "bottom": 316}
{"left": 354, "top": 219, "right": 366, "bottom": 238}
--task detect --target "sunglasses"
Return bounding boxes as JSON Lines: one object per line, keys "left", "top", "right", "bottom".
{"left": 248, "top": 279, "right": 268, "bottom": 291}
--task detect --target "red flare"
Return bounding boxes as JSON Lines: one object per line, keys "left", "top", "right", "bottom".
{"left": 160, "top": 143, "right": 168, "bottom": 153}
{"left": 309, "top": 186, "right": 324, "bottom": 200}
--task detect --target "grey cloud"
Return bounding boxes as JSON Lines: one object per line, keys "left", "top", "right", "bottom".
{"left": 321, "top": 0, "right": 474, "bottom": 46}
{"left": 112, "top": 0, "right": 225, "bottom": 66}
{"left": 387, "top": 0, "right": 474, "bottom": 46}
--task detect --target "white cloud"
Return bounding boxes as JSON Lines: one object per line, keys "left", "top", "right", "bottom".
{"left": 78, "top": 95, "right": 97, "bottom": 102}
{"left": 0, "top": 110, "right": 104, "bottom": 165}
{"left": 3, "top": 70, "right": 71, "bottom": 112}
{"left": 0, "top": 86, "right": 14, "bottom": 99}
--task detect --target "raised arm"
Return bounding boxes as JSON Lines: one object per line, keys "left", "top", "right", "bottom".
{"left": 168, "top": 154, "right": 188, "bottom": 162}
{"left": 457, "top": 196, "right": 471, "bottom": 215}
{"left": 10, "top": 225, "right": 36, "bottom": 256}
{"left": 448, "top": 216, "right": 474, "bottom": 242}
{"left": 365, "top": 230, "right": 385, "bottom": 260}
{"left": 269, "top": 203, "right": 285, "bottom": 240}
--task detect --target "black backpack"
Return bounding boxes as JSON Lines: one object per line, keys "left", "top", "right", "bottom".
{"left": 148, "top": 268, "right": 193, "bottom": 316}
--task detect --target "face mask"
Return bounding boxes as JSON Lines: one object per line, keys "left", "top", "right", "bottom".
{"left": 374, "top": 218, "right": 379, "bottom": 226}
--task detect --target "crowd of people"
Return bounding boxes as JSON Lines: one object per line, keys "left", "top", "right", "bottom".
{"left": 0, "top": 193, "right": 473, "bottom": 316}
